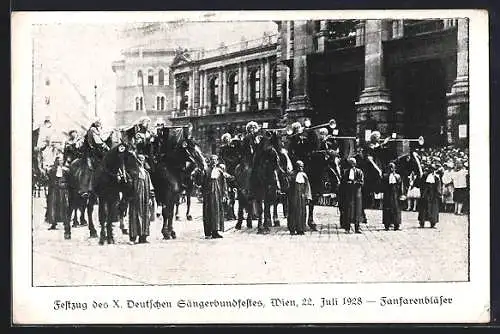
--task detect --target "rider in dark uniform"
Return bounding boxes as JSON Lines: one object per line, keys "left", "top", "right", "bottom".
{"left": 63, "top": 130, "right": 83, "bottom": 164}
{"left": 83, "top": 120, "right": 110, "bottom": 168}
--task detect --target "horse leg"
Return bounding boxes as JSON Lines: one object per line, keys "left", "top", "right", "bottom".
{"left": 236, "top": 193, "right": 244, "bottom": 230}
{"left": 272, "top": 196, "right": 280, "bottom": 226}
{"left": 98, "top": 199, "right": 107, "bottom": 245}
{"left": 263, "top": 199, "right": 272, "bottom": 229}
{"left": 226, "top": 190, "right": 235, "bottom": 220}
{"left": 106, "top": 200, "right": 115, "bottom": 245}
{"left": 186, "top": 193, "right": 192, "bottom": 221}
{"left": 256, "top": 200, "right": 267, "bottom": 234}
{"left": 169, "top": 197, "right": 177, "bottom": 239}
{"left": 307, "top": 201, "right": 318, "bottom": 231}
{"left": 175, "top": 201, "right": 180, "bottom": 221}
{"left": 87, "top": 195, "right": 97, "bottom": 238}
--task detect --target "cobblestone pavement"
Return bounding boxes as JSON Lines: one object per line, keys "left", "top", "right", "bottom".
{"left": 31, "top": 197, "right": 469, "bottom": 286}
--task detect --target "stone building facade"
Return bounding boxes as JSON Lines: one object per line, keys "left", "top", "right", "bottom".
{"left": 280, "top": 19, "right": 468, "bottom": 148}
{"left": 170, "top": 34, "right": 285, "bottom": 153}
{"left": 112, "top": 46, "right": 177, "bottom": 127}
{"left": 114, "top": 19, "right": 469, "bottom": 153}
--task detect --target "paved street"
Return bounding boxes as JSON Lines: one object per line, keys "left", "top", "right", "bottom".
{"left": 32, "top": 197, "right": 469, "bottom": 286}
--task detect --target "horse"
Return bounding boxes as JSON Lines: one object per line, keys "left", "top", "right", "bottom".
{"left": 174, "top": 166, "right": 203, "bottom": 221}
{"left": 248, "top": 131, "right": 283, "bottom": 234}
{"left": 269, "top": 132, "right": 293, "bottom": 226}
{"left": 91, "top": 143, "right": 139, "bottom": 245}
{"left": 67, "top": 129, "right": 125, "bottom": 238}
{"left": 150, "top": 126, "right": 207, "bottom": 240}
{"left": 393, "top": 150, "right": 424, "bottom": 197}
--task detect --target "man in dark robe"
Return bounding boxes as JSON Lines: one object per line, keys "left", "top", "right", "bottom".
{"left": 202, "top": 155, "right": 227, "bottom": 239}
{"left": 382, "top": 162, "right": 402, "bottom": 231}
{"left": 128, "top": 154, "right": 155, "bottom": 244}
{"left": 287, "top": 160, "right": 312, "bottom": 235}
{"left": 47, "top": 156, "right": 71, "bottom": 239}
{"left": 418, "top": 164, "right": 442, "bottom": 228}
{"left": 339, "top": 157, "right": 364, "bottom": 234}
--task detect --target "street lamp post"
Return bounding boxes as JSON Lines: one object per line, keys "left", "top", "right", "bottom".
{"left": 94, "top": 84, "right": 98, "bottom": 118}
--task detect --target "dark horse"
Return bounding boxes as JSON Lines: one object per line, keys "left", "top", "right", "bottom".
{"left": 270, "top": 133, "right": 293, "bottom": 226}
{"left": 174, "top": 166, "right": 204, "bottom": 221}
{"left": 67, "top": 129, "right": 124, "bottom": 237}
{"left": 151, "top": 126, "right": 207, "bottom": 239}
{"left": 243, "top": 131, "right": 283, "bottom": 234}
{"left": 93, "top": 143, "right": 138, "bottom": 245}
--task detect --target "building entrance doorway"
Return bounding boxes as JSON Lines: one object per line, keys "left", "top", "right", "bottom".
{"left": 387, "top": 59, "right": 448, "bottom": 147}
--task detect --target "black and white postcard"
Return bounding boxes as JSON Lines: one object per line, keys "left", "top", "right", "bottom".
{"left": 12, "top": 10, "right": 490, "bottom": 324}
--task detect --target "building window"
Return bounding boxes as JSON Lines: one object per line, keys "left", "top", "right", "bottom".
{"left": 137, "top": 70, "right": 143, "bottom": 86}
{"left": 228, "top": 73, "right": 238, "bottom": 112}
{"left": 147, "top": 69, "right": 154, "bottom": 85}
{"left": 156, "top": 95, "right": 166, "bottom": 111}
{"left": 135, "top": 96, "right": 144, "bottom": 111}
{"left": 209, "top": 76, "right": 219, "bottom": 114}
{"left": 158, "top": 69, "right": 165, "bottom": 86}
{"left": 178, "top": 80, "right": 189, "bottom": 112}
{"left": 272, "top": 66, "right": 280, "bottom": 98}
{"left": 249, "top": 69, "right": 260, "bottom": 107}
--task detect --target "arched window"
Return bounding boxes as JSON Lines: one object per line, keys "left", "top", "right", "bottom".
{"left": 135, "top": 96, "right": 144, "bottom": 111}
{"left": 209, "top": 76, "right": 219, "bottom": 114}
{"left": 156, "top": 95, "right": 166, "bottom": 111}
{"left": 228, "top": 73, "right": 238, "bottom": 112}
{"left": 147, "top": 69, "right": 154, "bottom": 85}
{"left": 137, "top": 70, "right": 143, "bottom": 86}
{"left": 249, "top": 69, "right": 260, "bottom": 108}
{"left": 158, "top": 69, "right": 165, "bottom": 86}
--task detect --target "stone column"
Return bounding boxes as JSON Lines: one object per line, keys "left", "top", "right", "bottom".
{"left": 172, "top": 76, "right": 177, "bottom": 113}
{"left": 203, "top": 71, "right": 209, "bottom": 115}
{"left": 355, "top": 19, "right": 392, "bottom": 140}
{"left": 285, "top": 20, "right": 315, "bottom": 122}
{"left": 265, "top": 58, "right": 271, "bottom": 109}
{"left": 237, "top": 63, "right": 243, "bottom": 111}
{"left": 217, "top": 68, "right": 223, "bottom": 114}
{"left": 355, "top": 20, "right": 366, "bottom": 46}
{"left": 198, "top": 70, "right": 204, "bottom": 115}
{"left": 193, "top": 68, "right": 200, "bottom": 116}
{"left": 188, "top": 72, "right": 194, "bottom": 116}
{"left": 317, "top": 20, "right": 328, "bottom": 52}
{"left": 222, "top": 69, "right": 227, "bottom": 113}
{"left": 242, "top": 64, "right": 248, "bottom": 111}
{"left": 446, "top": 18, "right": 469, "bottom": 146}
{"left": 258, "top": 61, "right": 265, "bottom": 109}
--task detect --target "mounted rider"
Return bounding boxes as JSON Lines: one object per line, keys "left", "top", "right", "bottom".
{"left": 63, "top": 130, "right": 84, "bottom": 164}
{"left": 241, "top": 121, "right": 261, "bottom": 166}
{"left": 83, "top": 119, "right": 110, "bottom": 168}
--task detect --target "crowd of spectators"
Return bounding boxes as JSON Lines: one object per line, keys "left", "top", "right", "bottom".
{"left": 410, "top": 146, "right": 470, "bottom": 214}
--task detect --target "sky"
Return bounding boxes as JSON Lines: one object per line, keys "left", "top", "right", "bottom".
{"left": 33, "top": 21, "right": 278, "bottom": 129}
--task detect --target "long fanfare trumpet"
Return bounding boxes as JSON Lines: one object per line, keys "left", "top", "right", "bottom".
{"left": 261, "top": 122, "right": 294, "bottom": 135}
{"left": 304, "top": 118, "right": 337, "bottom": 131}
{"left": 384, "top": 133, "right": 425, "bottom": 145}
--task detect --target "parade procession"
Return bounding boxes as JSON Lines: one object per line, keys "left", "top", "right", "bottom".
{"left": 25, "top": 18, "right": 472, "bottom": 287}
{"left": 32, "top": 114, "right": 469, "bottom": 245}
